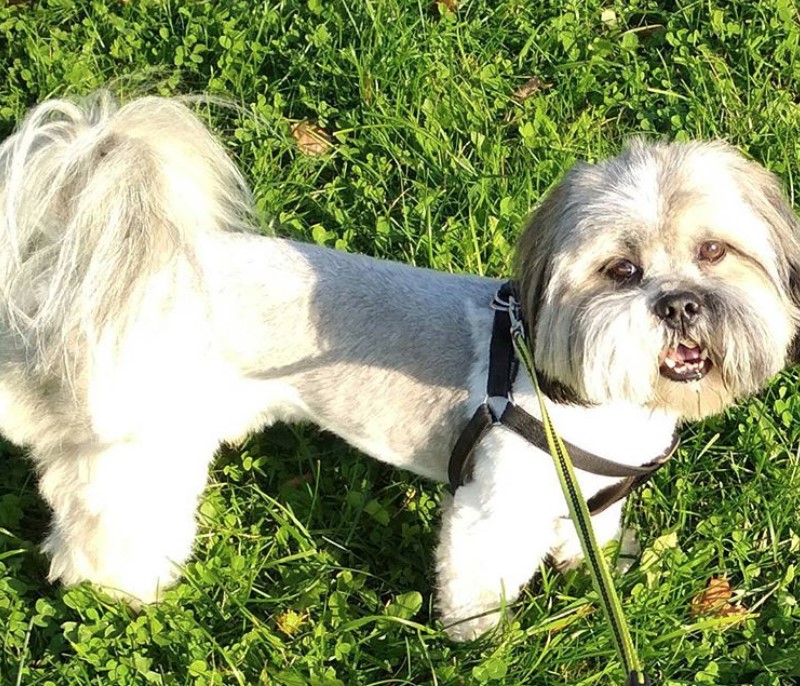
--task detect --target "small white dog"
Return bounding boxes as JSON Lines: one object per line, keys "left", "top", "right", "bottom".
{"left": 1, "top": 93, "right": 798, "bottom": 641}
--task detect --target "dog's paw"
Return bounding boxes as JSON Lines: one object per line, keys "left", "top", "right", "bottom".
{"left": 43, "top": 527, "right": 180, "bottom": 604}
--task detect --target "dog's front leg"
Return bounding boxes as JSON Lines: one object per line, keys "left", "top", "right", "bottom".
{"left": 434, "top": 436, "right": 560, "bottom": 641}
{"left": 435, "top": 487, "right": 551, "bottom": 641}
{"left": 38, "top": 440, "right": 212, "bottom": 602}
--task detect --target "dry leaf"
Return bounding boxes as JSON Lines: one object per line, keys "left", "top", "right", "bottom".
{"left": 690, "top": 576, "right": 748, "bottom": 618}
{"left": 291, "top": 122, "right": 333, "bottom": 156}
{"left": 600, "top": 9, "right": 617, "bottom": 27}
{"left": 432, "top": 0, "right": 458, "bottom": 14}
{"left": 514, "top": 77, "right": 553, "bottom": 102}
{"left": 285, "top": 472, "right": 313, "bottom": 488}
{"left": 626, "top": 24, "right": 666, "bottom": 39}
{"left": 400, "top": 486, "right": 417, "bottom": 509}
{"left": 362, "top": 75, "right": 374, "bottom": 105}
{"left": 716, "top": 604, "right": 748, "bottom": 618}
{"left": 276, "top": 609, "right": 307, "bottom": 636}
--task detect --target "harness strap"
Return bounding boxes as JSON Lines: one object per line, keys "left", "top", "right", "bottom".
{"left": 587, "top": 474, "right": 652, "bottom": 517}
{"left": 447, "top": 281, "right": 679, "bottom": 518}
{"left": 447, "top": 404, "right": 494, "bottom": 491}
{"left": 487, "top": 291, "right": 518, "bottom": 399}
{"left": 498, "top": 403, "right": 676, "bottom": 478}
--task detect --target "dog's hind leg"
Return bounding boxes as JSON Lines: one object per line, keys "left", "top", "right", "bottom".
{"left": 38, "top": 439, "right": 212, "bottom": 602}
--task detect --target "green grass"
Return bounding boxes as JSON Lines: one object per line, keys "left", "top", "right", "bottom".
{"left": 2, "top": 0, "right": 800, "bottom": 684}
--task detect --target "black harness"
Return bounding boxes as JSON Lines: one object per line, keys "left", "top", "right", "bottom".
{"left": 447, "top": 282, "right": 680, "bottom": 516}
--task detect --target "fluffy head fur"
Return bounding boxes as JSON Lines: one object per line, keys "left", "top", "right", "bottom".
{"left": 515, "top": 140, "right": 800, "bottom": 419}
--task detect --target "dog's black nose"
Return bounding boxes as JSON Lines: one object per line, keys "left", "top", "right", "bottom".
{"left": 654, "top": 291, "right": 702, "bottom": 329}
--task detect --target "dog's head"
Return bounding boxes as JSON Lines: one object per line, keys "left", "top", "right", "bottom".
{"left": 515, "top": 140, "right": 800, "bottom": 419}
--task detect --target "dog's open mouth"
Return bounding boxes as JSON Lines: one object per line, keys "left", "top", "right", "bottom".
{"left": 659, "top": 340, "right": 711, "bottom": 382}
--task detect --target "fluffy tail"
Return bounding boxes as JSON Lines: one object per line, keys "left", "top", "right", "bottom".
{"left": 0, "top": 91, "right": 254, "bottom": 374}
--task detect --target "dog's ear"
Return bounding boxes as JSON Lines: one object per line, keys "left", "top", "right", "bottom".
{"left": 514, "top": 171, "right": 578, "bottom": 339}
{"left": 788, "top": 274, "right": 800, "bottom": 364}
{"left": 783, "top": 253, "right": 800, "bottom": 364}
{"left": 514, "top": 166, "right": 599, "bottom": 406}
{"left": 733, "top": 153, "right": 800, "bottom": 364}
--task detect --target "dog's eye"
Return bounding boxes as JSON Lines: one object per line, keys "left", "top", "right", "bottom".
{"left": 605, "top": 258, "right": 641, "bottom": 283}
{"left": 698, "top": 240, "right": 727, "bottom": 263}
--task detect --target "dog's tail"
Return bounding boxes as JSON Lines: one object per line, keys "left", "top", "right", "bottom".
{"left": 0, "top": 91, "right": 254, "bottom": 374}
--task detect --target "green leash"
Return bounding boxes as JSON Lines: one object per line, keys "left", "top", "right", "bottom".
{"left": 507, "top": 307, "right": 650, "bottom": 686}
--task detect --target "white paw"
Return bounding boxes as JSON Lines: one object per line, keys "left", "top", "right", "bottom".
{"left": 44, "top": 525, "right": 183, "bottom": 604}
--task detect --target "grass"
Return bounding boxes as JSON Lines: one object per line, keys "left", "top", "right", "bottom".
{"left": 1, "top": 0, "right": 800, "bottom": 684}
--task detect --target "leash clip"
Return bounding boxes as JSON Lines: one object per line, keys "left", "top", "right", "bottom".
{"left": 492, "top": 285, "right": 526, "bottom": 340}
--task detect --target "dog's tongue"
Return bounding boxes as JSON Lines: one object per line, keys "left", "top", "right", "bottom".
{"left": 672, "top": 343, "right": 702, "bottom": 364}
{"left": 663, "top": 343, "right": 704, "bottom": 365}
{"left": 660, "top": 341, "right": 710, "bottom": 381}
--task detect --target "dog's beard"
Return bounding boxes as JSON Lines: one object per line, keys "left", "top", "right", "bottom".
{"left": 532, "top": 279, "right": 792, "bottom": 419}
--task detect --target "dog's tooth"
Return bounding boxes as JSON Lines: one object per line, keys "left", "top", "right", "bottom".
{"left": 664, "top": 358, "right": 677, "bottom": 368}
{"left": 700, "top": 349, "right": 709, "bottom": 360}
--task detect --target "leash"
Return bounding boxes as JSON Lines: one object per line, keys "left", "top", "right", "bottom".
{"left": 505, "top": 289, "right": 651, "bottom": 686}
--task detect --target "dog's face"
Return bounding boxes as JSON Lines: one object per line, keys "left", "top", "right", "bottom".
{"left": 516, "top": 141, "right": 800, "bottom": 420}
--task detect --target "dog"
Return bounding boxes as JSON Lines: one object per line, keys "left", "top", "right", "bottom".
{"left": 1, "top": 93, "right": 798, "bottom": 642}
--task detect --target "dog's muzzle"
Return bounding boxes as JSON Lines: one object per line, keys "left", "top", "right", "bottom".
{"left": 654, "top": 290, "right": 712, "bottom": 382}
